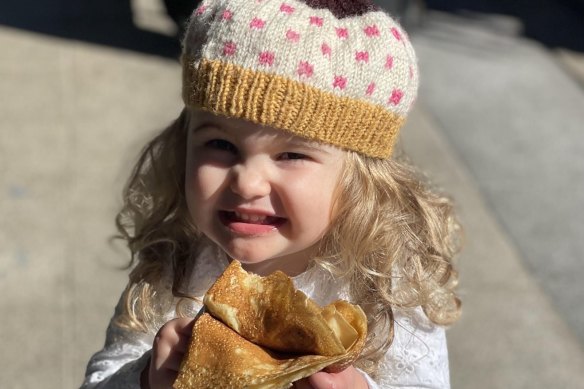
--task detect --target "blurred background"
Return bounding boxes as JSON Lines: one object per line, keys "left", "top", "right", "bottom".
{"left": 1, "top": 0, "right": 583, "bottom": 388}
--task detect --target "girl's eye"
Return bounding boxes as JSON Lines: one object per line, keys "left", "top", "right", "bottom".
{"left": 279, "top": 152, "right": 307, "bottom": 161}
{"left": 205, "top": 139, "right": 237, "bottom": 153}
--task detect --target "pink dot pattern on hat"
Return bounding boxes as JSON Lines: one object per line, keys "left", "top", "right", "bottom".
{"left": 185, "top": 0, "right": 418, "bottom": 116}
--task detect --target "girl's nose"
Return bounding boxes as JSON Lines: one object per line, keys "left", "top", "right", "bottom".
{"left": 229, "top": 163, "right": 271, "bottom": 200}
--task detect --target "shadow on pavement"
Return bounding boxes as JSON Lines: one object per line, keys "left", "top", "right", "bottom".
{"left": 0, "top": 0, "right": 418, "bottom": 59}
{"left": 0, "top": 0, "right": 181, "bottom": 59}
{"left": 3, "top": 0, "right": 582, "bottom": 59}
{"left": 426, "top": 0, "right": 584, "bottom": 52}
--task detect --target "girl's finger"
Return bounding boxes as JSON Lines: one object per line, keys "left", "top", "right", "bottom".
{"left": 307, "top": 372, "right": 334, "bottom": 388}
{"left": 174, "top": 317, "right": 196, "bottom": 336}
{"left": 174, "top": 319, "right": 195, "bottom": 353}
{"left": 152, "top": 318, "right": 195, "bottom": 370}
{"left": 157, "top": 348, "right": 185, "bottom": 372}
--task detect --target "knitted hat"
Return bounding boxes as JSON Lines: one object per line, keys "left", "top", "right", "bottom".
{"left": 181, "top": 0, "right": 419, "bottom": 158}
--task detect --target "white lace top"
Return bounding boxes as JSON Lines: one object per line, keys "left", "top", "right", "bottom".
{"left": 81, "top": 246, "right": 451, "bottom": 388}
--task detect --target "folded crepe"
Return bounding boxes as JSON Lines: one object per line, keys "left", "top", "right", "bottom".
{"left": 173, "top": 260, "right": 367, "bottom": 389}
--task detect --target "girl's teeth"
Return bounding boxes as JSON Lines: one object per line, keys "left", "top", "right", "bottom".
{"left": 235, "top": 212, "right": 267, "bottom": 223}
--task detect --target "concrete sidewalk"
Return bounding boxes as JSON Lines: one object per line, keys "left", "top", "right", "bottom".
{"left": 403, "top": 104, "right": 584, "bottom": 389}
{"left": 413, "top": 12, "right": 584, "bottom": 351}
{"left": 1, "top": 6, "right": 584, "bottom": 389}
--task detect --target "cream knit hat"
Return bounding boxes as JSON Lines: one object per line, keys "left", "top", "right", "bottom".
{"left": 181, "top": 0, "right": 419, "bottom": 158}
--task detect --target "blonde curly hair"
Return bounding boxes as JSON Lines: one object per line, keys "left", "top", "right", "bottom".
{"left": 114, "top": 108, "right": 462, "bottom": 374}
{"left": 315, "top": 151, "right": 461, "bottom": 374}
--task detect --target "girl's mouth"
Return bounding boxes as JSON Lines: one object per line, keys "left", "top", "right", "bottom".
{"left": 218, "top": 211, "right": 287, "bottom": 235}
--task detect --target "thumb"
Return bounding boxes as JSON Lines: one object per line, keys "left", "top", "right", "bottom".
{"left": 307, "top": 372, "right": 334, "bottom": 388}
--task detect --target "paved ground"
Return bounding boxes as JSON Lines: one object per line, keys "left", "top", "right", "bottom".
{"left": 414, "top": 13, "right": 584, "bottom": 350}
{"left": 1, "top": 2, "right": 584, "bottom": 388}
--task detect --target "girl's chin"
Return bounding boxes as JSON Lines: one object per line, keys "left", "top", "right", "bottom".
{"left": 227, "top": 255, "right": 273, "bottom": 267}
{"left": 227, "top": 255, "right": 310, "bottom": 277}
{"left": 219, "top": 242, "right": 284, "bottom": 264}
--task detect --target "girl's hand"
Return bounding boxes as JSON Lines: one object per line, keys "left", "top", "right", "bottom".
{"left": 141, "top": 318, "right": 195, "bottom": 389}
{"left": 293, "top": 366, "right": 369, "bottom": 389}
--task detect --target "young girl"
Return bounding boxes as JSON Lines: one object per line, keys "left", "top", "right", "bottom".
{"left": 82, "top": 0, "right": 462, "bottom": 388}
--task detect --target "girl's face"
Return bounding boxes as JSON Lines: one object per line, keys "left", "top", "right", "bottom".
{"left": 185, "top": 110, "right": 344, "bottom": 276}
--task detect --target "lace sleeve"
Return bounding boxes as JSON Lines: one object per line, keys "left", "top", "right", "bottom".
{"left": 366, "top": 307, "right": 451, "bottom": 389}
{"left": 80, "top": 297, "right": 155, "bottom": 389}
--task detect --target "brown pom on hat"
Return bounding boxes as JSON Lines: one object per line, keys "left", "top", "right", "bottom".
{"left": 300, "top": 0, "right": 380, "bottom": 17}
{"left": 181, "top": 0, "right": 419, "bottom": 158}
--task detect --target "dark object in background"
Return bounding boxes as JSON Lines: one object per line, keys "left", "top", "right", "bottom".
{"left": 162, "top": 0, "right": 425, "bottom": 39}
{"left": 425, "top": 0, "right": 584, "bottom": 51}
{"left": 377, "top": 0, "right": 426, "bottom": 28}
{"left": 163, "top": 0, "right": 201, "bottom": 38}
{"left": 0, "top": 0, "right": 181, "bottom": 58}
